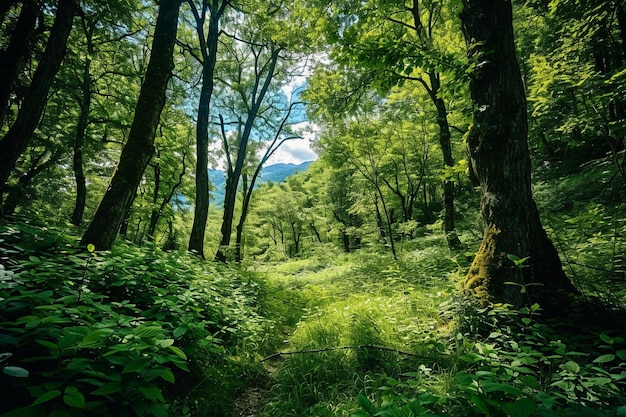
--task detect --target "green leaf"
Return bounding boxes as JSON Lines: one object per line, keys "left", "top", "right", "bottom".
{"left": 160, "top": 369, "right": 175, "bottom": 383}
{"left": 167, "top": 345, "right": 187, "bottom": 360}
{"left": 32, "top": 389, "right": 62, "bottom": 405}
{"left": 135, "top": 325, "right": 164, "bottom": 338}
{"left": 616, "top": 350, "right": 626, "bottom": 361}
{"left": 482, "top": 382, "right": 523, "bottom": 396}
{"left": 173, "top": 326, "right": 187, "bottom": 338}
{"left": 599, "top": 333, "right": 613, "bottom": 344}
{"left": 157, "top": 338, "right": 174, "bottom": 348}
{"left": 2, "top": 365, "right": 29, "bottom": 377}
{"left": 63, "top": 386, "right": 85, "bottom": 408}
{"left": 357, "top": 393, "right": 376, "bottom": 415}
{"left": 519, "top": 376, "right": 537, "bottom": 389}
{"left": 79, "top": 328, "right": 114, "bottom": 348}
{"left": 561, "top": 361, "right": 580, "bottom": 373}
{"left": 87, "top": 244, "right": 95, "bottom": 253}
{"left": 0, "top": 405, "right": 45, "bottom": 417}
{"left": 122, "top": 356, "right": 152, "bottom": 373}
{"left": 470, "top": 394, "right": 489, "bottom": 414}
{"left": 502, "top": 398, "right": 537, "bottom": 417}
{"left": 148, "top": 403, "right": 171, "bottom": 417}
{"left": 593, "top": 354, "right": 615, "bottom": 364}
{"left": 35, "top": 339, "right": 59, "bottom": 355}
{"left": 92, "top": 381, "right": 124, "bottom": 396}
{"left": 616, "top": 405, "right": 626, "bottom": 417}
{"left": 138, "top": 384, "right": 165, "bottom": 402}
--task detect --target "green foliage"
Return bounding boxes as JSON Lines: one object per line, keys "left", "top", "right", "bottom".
{"left": 0, "top": 220, "right": 267, "bottom": 416}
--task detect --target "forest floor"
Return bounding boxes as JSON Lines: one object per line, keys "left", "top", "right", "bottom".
{"left": 229, "top": 236, "right": 626, "bottom": 417}
{"left": 231, "top": 242, "right": 462, "bottom": 417}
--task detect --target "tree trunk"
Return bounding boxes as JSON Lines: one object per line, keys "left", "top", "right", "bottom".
{"left": 0, "top": 0, "right": 38, "bottom": 127}
{"left": 0, "top": 0, "right": 78, "bottom": 204}
{"left": 215, "top": 47, "right": 281, "bottom": 262}
{"left": 188, "top": 0, "right": 227, "bottom": 258}
{"left": 426, "top": 72, "right": 462, "bottom": 248}
{"left": 148, "top": 147, "right": 186, "bottom": 238}
{"left": 71, "top": 20, "right": 93, "bottom": 226}
{"left": 460, "top": 0, "right": 578, "bottom": 308}
{"left": 81, "top": 0, "right": 181, "bottom": 250}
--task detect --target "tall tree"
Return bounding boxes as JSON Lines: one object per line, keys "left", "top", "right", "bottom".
{"left": 69, "top": 11, "right": 95, "bottom": 226}
{"left": 0, "top": 0, "right": 78, "bottom": 207}
{"left": 81, "top": 0, "right": 181, "bottom": 250}
{"left": 213, "top": 39, "right": 282, "bottom": 262}
{"left": 233, "top": 100, "right": 302, "bottom": 262}
{"left": 0, "top": 0, "right": 39, "bottom": 127}
{"left": 186, "top": 0, "right": 229, "bottom": 258}
{"left": 460, "top": 0, "right": 578, "bottom": 307}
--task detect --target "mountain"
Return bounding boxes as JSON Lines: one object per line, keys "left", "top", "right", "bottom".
{"left": 208, "top": 160, "right": 313, "bottom": 206}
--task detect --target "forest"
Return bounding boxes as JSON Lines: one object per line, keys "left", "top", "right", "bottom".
{"left": 1, "top": 0, "right": 625, "bottom": 416}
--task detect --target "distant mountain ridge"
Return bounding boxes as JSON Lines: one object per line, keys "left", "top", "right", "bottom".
{"left": 208, "top": 160, "right": 313, "bottom": 206}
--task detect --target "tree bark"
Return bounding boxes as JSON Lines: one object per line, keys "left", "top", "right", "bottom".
{"left": 188, "top": 0, "right": 228, "bottom": 258}
{"left": 81, "top": 0, "right": 181, "bottom": 250}
{"left": 460, "top": 0, "right": 578, "bottom": 308}
{"left": 0, "top": 0, "right": 78, "bottom": 205}
{"left": 71, "top": 15, "right": 94, "bottom": 226}
{"left": 428, "top": 72, "right": 462, "bottom": 248}
{"left": 0, "top": 0, "right": 39, "bottom": 127}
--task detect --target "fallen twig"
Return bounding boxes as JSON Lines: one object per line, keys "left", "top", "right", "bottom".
{"left": 260, "top": 345, "right": 434, "bottom": 362}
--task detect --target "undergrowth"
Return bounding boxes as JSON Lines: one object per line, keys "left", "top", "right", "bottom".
{"left": 257, "top": 239, "right": 626, "bottom": 417}
{"left": 0, "top": 219, "right": 267, "bottom": 417}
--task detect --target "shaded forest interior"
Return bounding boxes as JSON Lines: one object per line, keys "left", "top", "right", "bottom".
{"left": 1, "top": 0, "right": 625, "bottom": 416}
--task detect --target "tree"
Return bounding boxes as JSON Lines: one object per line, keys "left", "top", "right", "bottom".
{"left": 460, "top": 0, "right": 578, "bottom": 307}
{"left": 233, "top": 99, "right": 303, "bottom": 262}
{"left": 81, "top": 0, "right": 181, "bottom": 250}
{"left": 0, "top": 0, "right": 79, "bottom": 208}
{"left": 186, "top": 0, "right": 229, "bottom": 258}
{"left": 212, "top": 34, "right": 282, "bottom": 262}
{"left": 0, "top": 0, "right": 39, "bottom": 127}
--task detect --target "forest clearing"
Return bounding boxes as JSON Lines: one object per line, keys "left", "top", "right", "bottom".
{"left": 1, "top": 0, "right": 626, "bottom": 416}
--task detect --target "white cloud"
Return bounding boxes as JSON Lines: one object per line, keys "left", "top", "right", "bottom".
{"left": 265, "top": 137, "right": 317, "bottom": 165}
{"left": 208, "top": 123, "right": 318, "bottom": 170}
{"left": 265, "top": 122, "right": 318, "bottom": 166}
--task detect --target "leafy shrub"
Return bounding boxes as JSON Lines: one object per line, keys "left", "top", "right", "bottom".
{"left": 352, "top": 302, "right": 626, "bottom": 417}
{"left": 0, "top": 220, "right": 266, "bottom": 417}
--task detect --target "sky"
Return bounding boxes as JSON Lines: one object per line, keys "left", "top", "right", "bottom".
{"left": 265, "top": 122, "right": 318, "bottom": 166}
{"left": 208, "top": 122, "right": 318, "bottom": 170}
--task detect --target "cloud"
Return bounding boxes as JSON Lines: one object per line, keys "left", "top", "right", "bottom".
{"left": 208, "top": 123, "right": 318, "bottom": 170}
{"left": 265, "top": 138, "right": 317, "bottom": 165}
{"left": 265, "top": 122, "right": 318, "bottom": 165}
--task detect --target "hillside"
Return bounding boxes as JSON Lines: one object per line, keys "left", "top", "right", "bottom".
{"left": 208, "top": 161, "right": 313, "bottom": 206}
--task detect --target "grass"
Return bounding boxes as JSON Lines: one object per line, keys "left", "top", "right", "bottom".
{"left": 254, "top": 238, "right": 464, "bottom": 416}
{"left": 252, "top": 222, "right": 626, "bottom": 417}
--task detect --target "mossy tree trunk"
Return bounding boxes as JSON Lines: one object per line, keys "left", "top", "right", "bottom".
{"left": 460, "top": 0, "right": 578, "bottom": 308}
{"left": 81, "top": 0, "right": 181, "bottom": 250}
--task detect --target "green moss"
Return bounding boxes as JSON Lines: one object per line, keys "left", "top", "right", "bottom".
{"left": 464, "top": 225, "right": 501, "bottom": 305}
